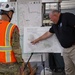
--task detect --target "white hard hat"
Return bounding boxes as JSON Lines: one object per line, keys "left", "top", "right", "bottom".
{"left": 0, "top": 2, "right": 15, "bottom": 12}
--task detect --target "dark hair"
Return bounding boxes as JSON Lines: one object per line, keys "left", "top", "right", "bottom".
{"left": 0, "top": 10, "right": 14, "bottom": 15}
{"left": 0, "top": 10, "right": 8, "bottom": 15}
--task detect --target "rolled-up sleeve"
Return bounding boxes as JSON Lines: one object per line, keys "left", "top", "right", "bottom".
{"left": 11, "top": 27, "right": 23, "bottom": 65}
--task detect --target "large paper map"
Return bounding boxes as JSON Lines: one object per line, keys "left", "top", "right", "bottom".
{"left": 23, "top": 27, "right": 63, "bottom": 53}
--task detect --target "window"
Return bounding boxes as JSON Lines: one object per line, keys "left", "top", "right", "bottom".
{"left": 46, "top": 3, "right": 58, "bottom": 10}
{"left": 0, "top": 0, "right": 8, "bottom": 2}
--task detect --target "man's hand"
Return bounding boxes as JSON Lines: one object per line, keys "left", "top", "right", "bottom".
{"left": 20, "top": 60, "right": 25, "bottom": 75}
{"left": 31, "top": 32, "right": 52, "bottom": 45}
{"left": 31, "top": 39, "right": 39, "bottom": 44}
{"left": 20, "top": 65, "right": 24, "bottom": 75}
{"left": 20, "top": 66, "right": 24, "bottom": 75}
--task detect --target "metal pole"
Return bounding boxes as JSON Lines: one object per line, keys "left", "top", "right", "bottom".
{"left": 41, "top": 54, "right": 45, "bottom": 75}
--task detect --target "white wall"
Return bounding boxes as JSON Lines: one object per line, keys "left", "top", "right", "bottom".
{"left": 17, "top": 0, "right": 40, "bottom": 3}
{"left": 0, "top": 0, "right": 8, "bottom": 2}
{"left": 17, "top": 0, "right": 44, "bottom": 62}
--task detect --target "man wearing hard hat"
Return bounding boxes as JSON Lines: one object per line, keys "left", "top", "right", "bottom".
{"left": 0, "top": 3, "right": 25, "bottom": 75}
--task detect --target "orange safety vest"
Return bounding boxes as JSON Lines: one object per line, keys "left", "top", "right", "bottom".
{"left": 0, "top": 20, "right": 18, "bottom": 63}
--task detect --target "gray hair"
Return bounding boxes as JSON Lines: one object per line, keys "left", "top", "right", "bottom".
{"left": 51, "top": 10, "right": 60, "bottom": 14}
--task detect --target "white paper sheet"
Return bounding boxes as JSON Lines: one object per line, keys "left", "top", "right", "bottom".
{"left": 23, "top": 27, "right": 63, "bottom": 53}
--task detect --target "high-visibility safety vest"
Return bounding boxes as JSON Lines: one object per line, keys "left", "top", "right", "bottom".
{"left": 0, "top": 20, "right": 18, "bottom": 63}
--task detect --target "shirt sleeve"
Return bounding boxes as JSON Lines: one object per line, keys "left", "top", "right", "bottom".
{"left": 66, "top": 13, "right": 75, "bottom": 27}
{"left": 11, "top": 26, "right": 24, "bottom": 66}
{"left": 49, "top": 25, "right": 55, "bottom": 33}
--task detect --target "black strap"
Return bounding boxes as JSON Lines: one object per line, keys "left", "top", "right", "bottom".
{"left": 0, "top": 10, "right": 12, "bottom": 22}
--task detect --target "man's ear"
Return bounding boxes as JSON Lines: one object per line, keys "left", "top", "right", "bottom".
{"left": 8, "top": 11, "right": 13, "bottom": 18}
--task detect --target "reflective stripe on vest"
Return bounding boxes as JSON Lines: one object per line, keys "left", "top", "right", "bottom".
{"left": 0, "top": 23, "right": 15, "bottom": 62}
{"left": 5, "top": 23, "right": 13, "bottom": 46}
{"left": 0, "top": 46, "right": 12, "bottom": 51}
{"left": 6, "top": 23, "right": 14, "bottom": 62}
